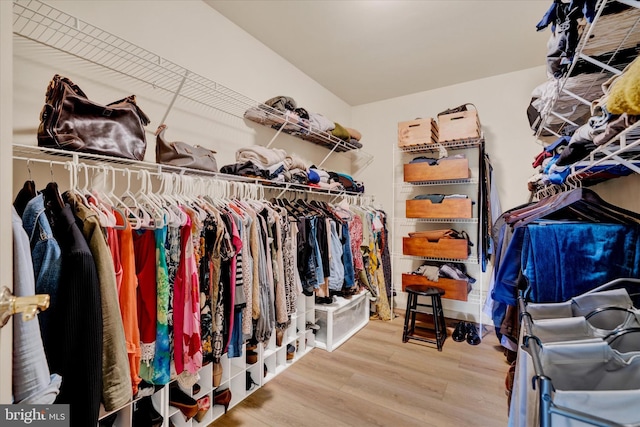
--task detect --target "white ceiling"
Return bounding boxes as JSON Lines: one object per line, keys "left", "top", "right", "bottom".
{"left": 204, "top": 0, "right": 552, "bottom": 106}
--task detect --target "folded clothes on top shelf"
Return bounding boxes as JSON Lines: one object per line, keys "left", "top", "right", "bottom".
{"left": 220, "top": 146, "right": 364, "bottom": 192}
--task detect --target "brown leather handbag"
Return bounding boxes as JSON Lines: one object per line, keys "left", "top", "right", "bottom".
{"left": 155, "top": 124, "right": 218, "bottom": 172}
{"left": 37, "top": 74, "right": 150, "bottom": 161}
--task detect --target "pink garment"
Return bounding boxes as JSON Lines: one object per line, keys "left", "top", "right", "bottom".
{"left": 181, "top": 211, "right": 202, "bottom": 375}
{"left": 350, "top": 215, "right": 364, "bottom": 270}
{"left": 173, "top": 215, "right": 190, "bottom": 375}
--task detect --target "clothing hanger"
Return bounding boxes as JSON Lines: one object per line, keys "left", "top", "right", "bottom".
{"left": 14, "top": 159, "right": 38, "bottom": 216}
{"left": 42, "top": 161, "right": 65, "bottom": 216}
{"left": 135, "top": 169, "right": 166, "bottom": 228}
{"left": 87, "top": 166, "right": 121, "bottom": 229}
{"left": 103, "top": 166, "right": 141, "bottom": 230}
{"left": 75, "top": 163, "right": 114, "bottom": 228}
{"left": 120, "top": 168, "right": 152, "bottom": 230}
{"left": 158, "top": 173, "right": 186, "bottom": 227}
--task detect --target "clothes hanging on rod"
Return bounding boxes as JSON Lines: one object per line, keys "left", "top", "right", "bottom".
{"left": 10, "top": 158, "right": 388, "bottom": 426}
{"left": 488, "top": 188, "right": 640, "bottom": 353}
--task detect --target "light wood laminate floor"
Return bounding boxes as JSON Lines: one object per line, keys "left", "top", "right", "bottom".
{"left": 211, "top": 317, "right": 510, "bottom": 427}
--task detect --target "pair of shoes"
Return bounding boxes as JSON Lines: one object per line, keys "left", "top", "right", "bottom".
{"left": 246, "top": 350, "right": 258, "bottom": 364}
{"left": 192, "top": 383, "right": 201, "bottom": 395}
{"left": 275, "top": 328, "right": 284, "bottom": 347}
{"left": 193, "top": 395, "right": 211, "bottom": 423}
{"left": 133, "top": 396, "right": 163, "bottom": 427}
{"left": 169, "top": 385, "right": 198, "bottom": 421}
{"left": 213, "top": 388, "right": 232, "bottom": 414}
{"left": 286, "top": 344, "right": 295, "bottom": 361}
{"left": 452, "top": 321, "right": 481, "bottom": 345}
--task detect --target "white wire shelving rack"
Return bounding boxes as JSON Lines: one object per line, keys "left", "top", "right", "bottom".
{"left": 12, "top": 144, "right": 374, "bottom": 203}
{"left": 391, "top": 134, "right": 486, "bottom": 328}
{"left": 533, "top": 0, "right": 640, "bottom": 195}
{"left": 12, "top": 0, "right": 373, "bottom": 169}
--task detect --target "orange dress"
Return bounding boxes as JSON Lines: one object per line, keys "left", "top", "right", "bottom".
{"left": 116, "top": 217, "right": 142, "bottom": 396}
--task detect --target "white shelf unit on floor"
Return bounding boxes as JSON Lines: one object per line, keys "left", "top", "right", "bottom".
{"left": 314, "top": 291, "right": 370, "bottom": 352}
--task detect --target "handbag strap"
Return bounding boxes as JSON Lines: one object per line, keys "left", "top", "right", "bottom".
{"left": 108, "top": 95, "right": 150, "bottom": 125}
{"left": 437, "top": 103, "right": 477, "bottom": 117}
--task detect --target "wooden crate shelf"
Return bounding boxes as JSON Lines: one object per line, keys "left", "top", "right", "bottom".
{"left": 404, "top": 158, "right": 470, "bottom": 182}
{"left": 401, "top": 273, "right": 469, "bottom": 301}
{"left": 402, "top": 237, "right": 469, "bottom": 259}
{"left": 406, "top": 198, "right": 472, "bottom": 219}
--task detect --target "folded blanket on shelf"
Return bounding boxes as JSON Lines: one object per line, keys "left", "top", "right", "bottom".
{"left": 348, "top": 138, "right": 363, "bottom": 149}
{"left": 283, "top": 153, "right": 309, "bottom": 171}
{"left": 331, "top": 122, "right": 351, "bottom": 141}
{"left": 345, "top": 127, "right": 362, "bottom": 141}
{"left": 308, "top": 113, "right": 334, "bottom": 132}
{"left": 264, "top": 96, "right": 297, "bottom": 112}
{"left": 236, "top": 146, "right": 287, "bottom": 169}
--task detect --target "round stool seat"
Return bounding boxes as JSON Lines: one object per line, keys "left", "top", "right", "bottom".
{"left": 404, "top": 285, "right": 445, "bottom": 297}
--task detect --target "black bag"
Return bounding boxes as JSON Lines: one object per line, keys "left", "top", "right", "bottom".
{"left": 437, "top": 103, "right": 476, "bottom": 117}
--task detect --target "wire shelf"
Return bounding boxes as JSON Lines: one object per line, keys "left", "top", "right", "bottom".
{"left": 394, "top": 217, "right": 478, "bottom": 224}
{"left": 12, "top": 0, "right": 372, "bottom": 161}
{"left": 392, "top": 253, "right": 479, "bottom": 265}
{"left": 399, "top": 178, "right": 479, "bottom": 187}
{"left": 12, "top": 144, "right": 370, "bottom": 198}
{"left": 398, "top": 138, "right": 483, "bottom": 154}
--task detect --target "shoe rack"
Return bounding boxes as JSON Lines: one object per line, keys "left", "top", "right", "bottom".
{"left": 96, "top": 295, "right": 315, "bottom": 427}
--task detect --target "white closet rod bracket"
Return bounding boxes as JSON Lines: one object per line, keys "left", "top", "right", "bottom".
{"left": 266, "top": 120, "right": 287, "bottom": 149}
{"left": 160, "top": 71, "right": 189, "bottom": 125}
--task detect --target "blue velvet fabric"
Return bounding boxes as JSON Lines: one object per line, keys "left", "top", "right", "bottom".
{"left": 522, "top": 221, "right": 640, "bottom": 302}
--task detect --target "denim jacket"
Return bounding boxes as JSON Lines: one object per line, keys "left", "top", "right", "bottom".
{"left": 12, "top": 207, "right": 61, "bottom": 404}
{"left": 21, "top": 194, "right": 62, "bottom": 347}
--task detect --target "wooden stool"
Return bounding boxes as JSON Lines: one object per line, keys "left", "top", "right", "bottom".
{"left": 402, "top": 285, "right": 447, "bottom": 351}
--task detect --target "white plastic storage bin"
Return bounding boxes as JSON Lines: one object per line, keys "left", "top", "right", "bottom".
{"left": 314, "top": 292, "right": 369, "bottom": 352}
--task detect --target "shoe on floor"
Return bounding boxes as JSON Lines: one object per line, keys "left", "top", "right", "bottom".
{"left": 452, "top": 321, "right": 468, "bottom": 342}
{"left": 466, "top": 323, "right": 481, "bottom": 345}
